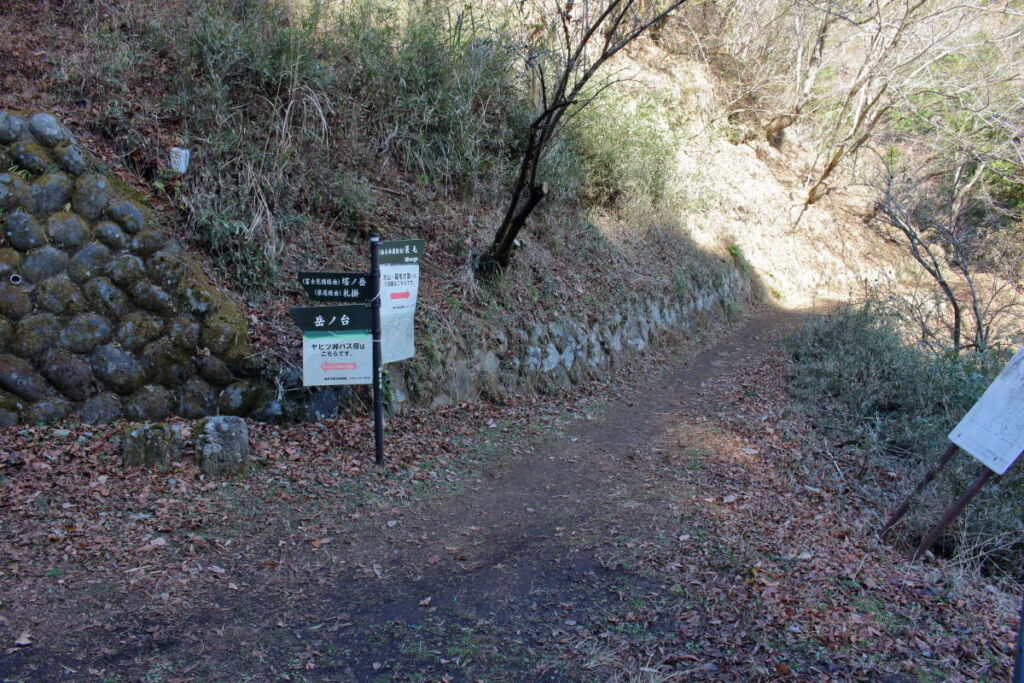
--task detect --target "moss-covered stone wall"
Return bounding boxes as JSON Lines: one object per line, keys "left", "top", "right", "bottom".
{"left": 0, "top": 111, "right": 254, "bottom": 426}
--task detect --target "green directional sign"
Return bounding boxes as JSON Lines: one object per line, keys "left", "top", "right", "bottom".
{"left": 289, "top": 304, "right": 371, "bottom": 333}
{"left": 379, "top": 239, "right": 425, "bottom": 265}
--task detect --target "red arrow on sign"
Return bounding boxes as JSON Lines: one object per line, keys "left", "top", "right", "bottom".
{"left": 321, "top": 362, "right": 357, "bottom": 371}
{"left": 389, "top": 291, "right": 411, "bottom": 299}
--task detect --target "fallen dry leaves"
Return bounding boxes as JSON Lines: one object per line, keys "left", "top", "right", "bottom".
{"left": 0, "top": 313, "right": 1018, "bottom": 681}
{"left": 559, "top": 334, "right": 1018, "bottom": 680}
{"left": 0, "top": 397, "right": 552, "bottom": 654}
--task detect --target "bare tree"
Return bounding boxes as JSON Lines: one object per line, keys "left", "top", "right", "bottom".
{"left": 873, "top": 144, "right": 1023, "bottom": 353}
{"left": 864, "top": 2, "right": 1024, "bottom": 350}
{"left": 476, "top": 0, "right": 689, "bottom": 275}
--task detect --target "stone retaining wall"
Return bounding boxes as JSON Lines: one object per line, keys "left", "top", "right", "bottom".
{"left": 0, "top": 110, "right": 754, "bottom": 426}
{"left": 388, "top": 267, "right": 753, "bottom": 409}
{"left": 0, "top": 111, "right": 254, "bottom": 426}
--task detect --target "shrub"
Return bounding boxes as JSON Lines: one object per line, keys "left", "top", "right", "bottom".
{"left": 79, "top": 0, "right": 528, "bottom": 294}
{"left": 569, "top": 89, "right": 678, "bottom": 208}
{"left": 786, "top": 302, "right": 1021, "bottom": 573}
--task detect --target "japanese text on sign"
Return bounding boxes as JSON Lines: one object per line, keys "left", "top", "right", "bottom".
{"left": 298, "top": 271, "right": 372, "bottom": 303}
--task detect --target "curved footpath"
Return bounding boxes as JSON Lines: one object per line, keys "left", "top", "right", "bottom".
{"left": 1, "top": 306, "right": 1014, "bottom": 681}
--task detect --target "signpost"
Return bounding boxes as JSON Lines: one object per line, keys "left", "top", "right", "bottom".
{"left": 289, "top": 235, "right": 425, "bottom": 466}
{"left": 289, "top": 305, "right": 373, "bottom": 386}
{"left": 378, "top": 239, "right": 424, "bottom": 364}
{"left": 948, "top": 347, "right": 1024, "bottom": 475}
{"left": 880, "top": 346, "right": 1024, "bottom": 560}
{"left": 297, "top": 272, "right": 372, "bottom": 303}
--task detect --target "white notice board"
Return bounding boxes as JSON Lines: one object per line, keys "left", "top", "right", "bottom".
{"left": 380, "top": 262, "right": 420, "bottom": 364}
{"left": 302, "top": 331, "right": 373, "bottom": 386}
{"left": 949, "top": 346, "right": 1024, "bottom": 475}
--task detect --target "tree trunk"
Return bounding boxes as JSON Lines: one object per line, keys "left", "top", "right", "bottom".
{"left": 477, "top": 183, "right": 548, "bottom": 276}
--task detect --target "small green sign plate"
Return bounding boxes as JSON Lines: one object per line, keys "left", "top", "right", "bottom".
{"left": 289, "top": 304, "right": 371, "bottom": 333}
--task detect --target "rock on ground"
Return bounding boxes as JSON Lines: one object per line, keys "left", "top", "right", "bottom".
{"left": 196, "top": 415, "right": 251, "bottom": 477}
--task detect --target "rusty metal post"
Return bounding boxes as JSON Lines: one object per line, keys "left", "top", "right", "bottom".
{"left": 911, "top": 467, "right": 993, "bottom": 562}
{"left": 879, "top": 443, "right": 959, "bottom": 537}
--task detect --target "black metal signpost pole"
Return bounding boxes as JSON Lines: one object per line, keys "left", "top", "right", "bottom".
{"left": 370, "top": 234, "right": 384, "bottom": 466}
{"left": 1014, "top": 588, "right": 1024, "bottom": 683}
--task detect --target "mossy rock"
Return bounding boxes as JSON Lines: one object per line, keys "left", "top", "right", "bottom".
{"left": 35, "top": 274, "right": 86, "bottom": 315}
{"left": 53, "top": 143, "right": 87, "bottom": 175}
{"left": 177, "top": 377, "right": 217, "bottom": 419}
{"left": 68, "top": 243, "right": 112, "bottom": 283}
{"left": 72, "top": 173, "right": 111, "bottom": 220}
{"left": 128, "top": 230, "right": 167, "bottom": 257}
{"left": 0, "top": 388, "right": 25, "bottom": 413}
{"left": 217, "top": 380, "right": 258, "bottom": 416}
{"left": 146, "top": 249, "right": 186, "bottom": 289}
{"left": 120, "top": 423, "right": 183, "bottom": 470}
{"left": 0, "top": 284, "right": 31, "bottom": 320}
{"left": 0, "top": 110, "right": 262, "bottom": 426}
{"left": 141, "top": 338, "right": 194, "bottom": 387}
{"left": 168, "top": 315, "right": 200, "bottom": 350}
{"left": 0, "top": 112, "right": 26, "bottom": 144}
{"left": 106, "top": 253, "right": 146, "bottom": 287}
{"left": 0, "top": 173, "right": 29, "bottom": 212}
{"left": 14, "top": 313, "right": 60, "bottom": 358}
{"left": 200, "top": 310, "right": 252, "bottom": 367}
{"left": 177, "top": 277, "right": 215, "bottom": 317}
{"left": 130, "top": 280, "right": 177, "bottom": 316}
{"left": 4, "top": 210, "right": 47, "bottom": 252}
{"left": 46, "top": 212, "right": 89, "bottom": 248}
{"left": 0, "top": 316, "right": 11, "bottom": 348}
{"left": 79, "top": 392, "right": 121, "bottom": 425}
{"left": 60, "top": 313, "right": 113, "bottom": 354}
{"left": 21, "top": 246, "right": 68, "bottom": 283}
{"left": 196, "top": 355, "right": 234, "bottom": 386}
{"left": 248, "top": 389, "right": 300, "bottom": 424}
{"left": 90, "top": 345, "right": 145, "bottom": 394}
{"left": 40, "top": 348, "right": 97, "bottom": 401}
{"left": 0, "top": 247, "right": 21, "bottom": 276}
{"left": 123, "top": 385, "right": 174, "bottom": 422}
{"left": 195, "top": 415, "right": 251, "bottom": 477}
{"left": 116, "top": 312, "right": 164, "bottom": 351}
{"left": 24, "top": 397, "right": 72, "bottom": 425}
{"left": 0, "top": 353, "right": 48, "bottom": 401}
{"left": 28, "top": 113, "right": 70, "bottom": 147}
{"left": 0, "top": 389, "right": 24, "bottom": 427}
{"left": 83, "top": 277, "right": 130, "bottom": 318}
{"left": 9, "top": 141, "right": 52, "bottom": 175}
{"left": 26, "top": 172, "right": 73, "bottom": 214}
{"left": 106, "top": 198, "right": 146, "bottom": 234}
{"left": 94, "top": 221, "right": 128, "bottom": 250}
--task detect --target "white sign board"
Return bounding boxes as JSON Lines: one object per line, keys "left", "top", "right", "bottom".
{"left": 949, "top": 346, "right": 1024, "bottom": 475}
{"left": 302, "top": 331, "right": 373, "bottom": 386}
{"left": 379, "top": 239, "right": 423, "bottom": 364}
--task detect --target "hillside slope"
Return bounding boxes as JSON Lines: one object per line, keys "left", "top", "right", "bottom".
{"left": 0, "top": 1, "right": 901, "bottom": 415}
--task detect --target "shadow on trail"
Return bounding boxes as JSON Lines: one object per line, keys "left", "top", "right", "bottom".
{"left": 2, "top": 306, "right": 811, "bottom": 682}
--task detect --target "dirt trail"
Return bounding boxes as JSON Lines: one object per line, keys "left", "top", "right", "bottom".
{"left": 2, "top": 307, "right": 1014, "bottom": 681}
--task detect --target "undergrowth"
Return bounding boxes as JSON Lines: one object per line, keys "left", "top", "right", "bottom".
{"left": 786, "top": 302, "right": 1021, "bottom": 575}
{"left": 67, "top": 0, "right": 696, "bottom": 296}
{"left": 72, "top": 0, "right": 529, "bottom": 291}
